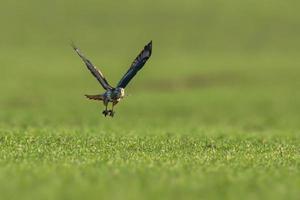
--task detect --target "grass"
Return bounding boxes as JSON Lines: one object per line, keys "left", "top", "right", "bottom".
{"left": 0, "top": 0, "right": 300, "bottom": 199}
{"left": 0, "top": 131, "right": 299, "bottom": 200}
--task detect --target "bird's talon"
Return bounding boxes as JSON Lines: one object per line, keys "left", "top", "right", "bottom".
{"left": 102, "top": 110, "right": 108, "bottom": 116}
{"left": 109, "top": 111, "right": 115, "bottom": 117}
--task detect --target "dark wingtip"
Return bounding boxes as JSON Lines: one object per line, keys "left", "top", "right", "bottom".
{"left": 70, "top": 41, "right": 78, "bottom": 51}
{"left": 145, "top": 40, "right": 152, "bottom": 52}
{"left": 148, "top": 40, "right": 152, "bottom": 48}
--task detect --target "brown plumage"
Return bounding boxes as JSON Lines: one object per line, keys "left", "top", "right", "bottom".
{"left": 85, "top": 94, "right": 104, "bottom": 101}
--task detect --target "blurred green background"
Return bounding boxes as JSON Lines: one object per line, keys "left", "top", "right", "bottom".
{"left": 0, "top": 0, "right": 299, "bottom": 200}
{"left": 1, "top": 0, "right": 300, "bottom": 128}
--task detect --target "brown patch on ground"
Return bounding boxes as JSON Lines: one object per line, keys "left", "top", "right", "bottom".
{"left": 137, "top": 72, "right": 244, "bottom": 91}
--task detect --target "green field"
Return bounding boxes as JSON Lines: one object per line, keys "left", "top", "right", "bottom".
{"left": 0, "top": 0, "right": 299, "bottom": 199}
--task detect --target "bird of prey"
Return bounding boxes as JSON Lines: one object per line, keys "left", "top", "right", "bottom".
{"left": 72, "top": 41, "right": 152, "bottom": 117}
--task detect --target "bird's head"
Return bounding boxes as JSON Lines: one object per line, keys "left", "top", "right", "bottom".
{"left": 114, "top": 87, "right": 125, "bottom": 99}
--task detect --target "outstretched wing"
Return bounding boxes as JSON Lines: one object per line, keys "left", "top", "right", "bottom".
{"left": 72, "top": 44, "right": 113, "bottom": 90}
{"left": 117, "top": 41, "right": 152, "bottom": 88}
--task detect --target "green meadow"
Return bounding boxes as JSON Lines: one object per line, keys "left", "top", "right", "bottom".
{"left": 0, "top": 0, "right": 299, "bottom": 199}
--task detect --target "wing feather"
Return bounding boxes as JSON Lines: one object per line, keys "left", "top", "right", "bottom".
{"left": 72, "top": 44, "right": 113, "bottom": 90}
{"left": 117, "top": 41, "right": 152, "bottom": 88}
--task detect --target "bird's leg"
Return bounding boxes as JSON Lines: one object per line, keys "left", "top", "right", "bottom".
{"left": 102, "top": 102, "right": 109, "bottom": 117}
{"left": 109, "top": 102, "right": 117, "bottom": 117}
{"left": 110, "top": 104, "right": 115, "bottom": 117}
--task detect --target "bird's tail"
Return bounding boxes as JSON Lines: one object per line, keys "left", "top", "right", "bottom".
{"left": 85, "top": 94, "right": 104, "bottom": 101}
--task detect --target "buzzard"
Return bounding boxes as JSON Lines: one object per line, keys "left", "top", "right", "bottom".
{"left": 72, "top": 41, "right": 152, "bottom": 117}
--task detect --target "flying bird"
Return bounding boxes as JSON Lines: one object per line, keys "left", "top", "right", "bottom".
{"left": 72, "top": 41, "right": 152, "bottom": 117}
